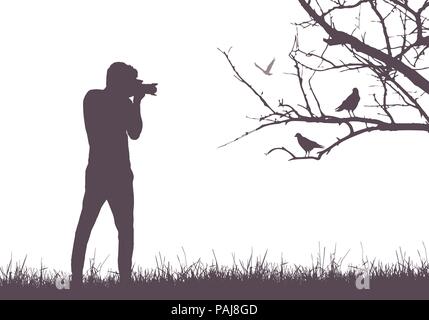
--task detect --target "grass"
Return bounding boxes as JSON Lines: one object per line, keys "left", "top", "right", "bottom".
{"left": 2, "top": 247, "right": 429, "bottom": 299}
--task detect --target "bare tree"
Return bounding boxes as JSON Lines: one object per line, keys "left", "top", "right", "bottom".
{"left": 219, "top": 0, "right": 429, "bottom": 160}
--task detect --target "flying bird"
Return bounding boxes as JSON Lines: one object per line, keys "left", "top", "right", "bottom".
{"left": 335, "top": 88, "right": 360, "bottom": 117}
{"left": 295, "top": 133, "right": 324, "bottom": 157}
{"left": 255, "top": 58, "right": 275, "bottom": 76}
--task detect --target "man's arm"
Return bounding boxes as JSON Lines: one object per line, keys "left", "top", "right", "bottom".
{"left": 127, "top": 95, "right": 143, "bottom": 140}
{"left": 83, "top": 90, "right": 105, "bottom": 145}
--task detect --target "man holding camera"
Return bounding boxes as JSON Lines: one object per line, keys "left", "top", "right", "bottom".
{"left": 71, "top": 62, "right": 157, "bottom": 288}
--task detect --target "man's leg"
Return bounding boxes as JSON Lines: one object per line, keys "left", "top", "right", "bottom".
{"left": 107, "top": 177, "right": 134, "bottom": 285}
{"left": 71, "top": 182, "right": 105, "bottom": 287}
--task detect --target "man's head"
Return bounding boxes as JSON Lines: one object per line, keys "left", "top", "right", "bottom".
{"left": 106, "top": 62, "right": 140, "bottom": 97}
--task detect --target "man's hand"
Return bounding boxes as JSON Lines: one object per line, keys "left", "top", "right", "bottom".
{"left": 132, "top": 79, "right": 145, "bottom": 105}
{"left": 133, "top": 93, "right": 145, "bottom": 105}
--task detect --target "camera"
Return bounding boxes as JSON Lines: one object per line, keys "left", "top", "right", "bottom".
{"left": 136, "top": 80, "right": 158, "bottom": 96}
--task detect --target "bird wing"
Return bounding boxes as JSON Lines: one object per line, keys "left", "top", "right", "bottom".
{"left": 255, "top": 63, "right": 266, "bottom": 73}
{"left": 335, "top": 92, "right": 354, "bottom": 111}
{"left": 266, "top": 58, "right": 275, "bottom": 73}
{"left": 299, "top": 135, "right": 323, "bottom": 150}
{"left": 311, "top": 141, "right": 324, "bottom": 149}
{"left": 350, "top": 92, "right": 360, "bottom": 109}
{"left": 305, "top": 136, "right": 323, "bottom": 149}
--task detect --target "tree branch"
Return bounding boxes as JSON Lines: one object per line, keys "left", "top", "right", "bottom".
{"left": 219, "top": 0, "right": 429, "bottom": 161}
{"left": 267, "top": 123, "right": 429, "bottom": 161}
{"left": 298, "top": 0, "right": 429, "bottom": 124}
{"left": 217, "top": 48, "right": 276, "bottom": 114}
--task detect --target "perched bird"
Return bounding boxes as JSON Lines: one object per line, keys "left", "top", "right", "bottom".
{"left": 335, "top": 88, "right": 360, "bottom": 117}
{"left": 295, "top": 133, "right": 324, "bottom": 157}
{"left": 255, "top": 58, "right": 275, "bottom": 76}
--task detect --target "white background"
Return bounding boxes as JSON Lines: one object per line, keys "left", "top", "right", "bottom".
{"left": 1, "top": 0, "right": 429, "bottom": 273}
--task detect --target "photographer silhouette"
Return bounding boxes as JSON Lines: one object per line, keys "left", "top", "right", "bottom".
{"left": 71, "top": 62, "right": 156, "bottom": 288}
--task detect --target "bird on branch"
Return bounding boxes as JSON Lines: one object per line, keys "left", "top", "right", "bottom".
{"left": 295, "top": 133, "right": 324, "bottom": 157}
{"left": 255, "top": 58, "right": 275, "bottom": 76}
{"left": 335, "top": 88, "right": 360, "bottom": 117}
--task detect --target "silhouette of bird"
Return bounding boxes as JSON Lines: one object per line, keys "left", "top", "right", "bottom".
{"left": 335, "top": 88, "right": 360, "bottom": 117}
{"left": 255, "top": 58, "right": 275, "bottom": 76}
{"left": 295, "top": 133, "right": 323, "bottom": 157}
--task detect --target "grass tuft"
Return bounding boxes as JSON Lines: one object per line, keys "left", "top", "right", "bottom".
{"left": 2, "top": 247, "right": 429, "bottom": 299}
